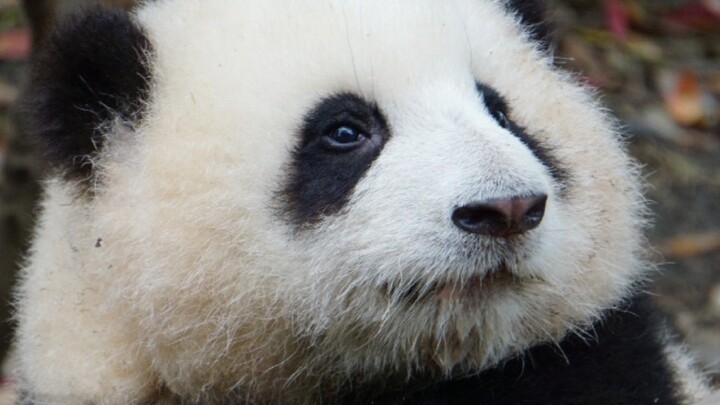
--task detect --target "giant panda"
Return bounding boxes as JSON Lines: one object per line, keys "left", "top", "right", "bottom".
{"left": 11, "top": 0, "right": 714, "bottom": 403}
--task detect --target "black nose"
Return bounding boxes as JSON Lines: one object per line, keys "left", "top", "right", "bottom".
{"left": 452, "top": 194, "right": 547, "bottom": 237}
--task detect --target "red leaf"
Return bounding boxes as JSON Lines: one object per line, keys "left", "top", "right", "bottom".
{"left": 0, "top": 29, "right": 31, "bottom": 61}
{"left": 604, "top": 0, "right": 630, "bottom": 40}
{"left": 661, "top": 0, "right": 720, "bottom": 33}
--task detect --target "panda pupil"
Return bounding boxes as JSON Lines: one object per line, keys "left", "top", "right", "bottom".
{"left": 332, "top": 126, "right": 360, "bottom": 143}
{"left": 495, "top": 111, "right": 509, "bottom": 128}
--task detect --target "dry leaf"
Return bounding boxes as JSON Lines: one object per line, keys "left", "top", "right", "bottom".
{"left": 624, "top": 34, "right": 663, "bottom": 63}
{"left": 659, "top": 231, "right": 720, "bottom": 258}
{"left": 661, "top": 71, "right": 707, "bottom": 127}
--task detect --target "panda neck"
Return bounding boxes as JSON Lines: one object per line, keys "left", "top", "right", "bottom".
{"left": 341, "top": 292, "right": 683, "bottom": 405}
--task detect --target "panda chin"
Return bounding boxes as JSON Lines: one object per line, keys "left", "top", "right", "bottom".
{"left": 384, "top": 262, "right": 533, "bottom": 303}
{"left": 435, "top": 266, "right": 515, "bottom": 301}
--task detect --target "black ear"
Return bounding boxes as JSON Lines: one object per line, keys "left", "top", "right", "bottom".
{"left": 21, "top": 7, "right": 153, "bottom": 181}
{"left": 504, "top": 0, "right": 553, "bottom": 51}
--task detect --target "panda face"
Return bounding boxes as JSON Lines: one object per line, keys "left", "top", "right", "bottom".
{"left": 284, "top": 86, "right": 557, "bottom": 298}
{"left": 277, "top": 78, "right": 567, "bottom": 372}
{"left": 24, "top": 0, "right": 646, "bottom": 394}
{"left": 120, "top": 0, "right": 642, "bottom": 381}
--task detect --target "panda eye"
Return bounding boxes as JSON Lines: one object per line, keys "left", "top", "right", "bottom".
{"left": 320, "top": 125, "right": 368, "bottom": 152}
{"left": 476, "top": 82, "right": 511, "bottom": 130}
{"left": 493, "top": 110, "right": 510, "bottom": 129}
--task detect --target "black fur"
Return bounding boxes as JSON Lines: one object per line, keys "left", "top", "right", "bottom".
{"left": 361, "top": 293, "right": 684, "bottom": 405}
{"left": 504, "top": 0, "right": 553, "bottom": 51}
{"left": 476, "top": 83, "right": 569, "bottom": 185}
{"left": 281, "top": 93, "right": 391, "bottom": 226}
{"left": 21, "top": 8, "right": 152, "bottom": 181}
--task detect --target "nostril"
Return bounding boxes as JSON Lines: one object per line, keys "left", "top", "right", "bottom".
{"left": 452, "top": 194, "right": 547, "bottom": 237}
{"left": 518, "top": 194, "right": 547, "bottom": 233}
{"left": 452, "top": 203, "right": 512, "bottom": 236}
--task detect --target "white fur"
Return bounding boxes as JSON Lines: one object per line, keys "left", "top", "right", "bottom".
{"left": 14, "top": 0, "right": 662, "bottom": 403}
{"left": 664, "top": 341, "right": 713, "bottom": 403}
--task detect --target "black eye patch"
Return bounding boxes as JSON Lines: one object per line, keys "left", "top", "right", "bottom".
{"left": 279, "top": 93, "right": 391, "bottom": 227}
{"left": 476, "top": 82, "right": 569, "bottom": 185}
{"left": 476, "top": 83, "right": 510, "bottom": 129}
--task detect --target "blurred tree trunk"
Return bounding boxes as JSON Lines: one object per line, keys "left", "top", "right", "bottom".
{"left": 0, "top": 117, "right": 41, "bottom": 362}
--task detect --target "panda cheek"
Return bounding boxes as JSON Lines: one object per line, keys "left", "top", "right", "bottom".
{"left": 476, "top": 83, "right": 568, "bottom": 188}
{"left": 511, "top": 125, "right": 570, "bottom": 191}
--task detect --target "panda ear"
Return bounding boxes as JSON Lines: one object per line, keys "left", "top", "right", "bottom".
{"left": 503, "top": 0, "right": 554, "bottom": 51}
{"left": 21, "top": 7, "right": 153, "bottom": 181}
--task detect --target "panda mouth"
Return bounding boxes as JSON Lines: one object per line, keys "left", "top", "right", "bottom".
{"left": 383, "top": 262, "right": 519, "bottom": 302}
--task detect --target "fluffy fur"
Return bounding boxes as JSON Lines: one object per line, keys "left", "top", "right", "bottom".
{"left": 13, "top": 0, "right": 712, "bottom": 403}
{"left": 21, "top": 9, "right": 151, "bottom": 181}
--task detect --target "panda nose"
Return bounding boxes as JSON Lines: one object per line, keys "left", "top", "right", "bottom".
{"left": 451, "top": 194, "right": 547, "bottom": 237}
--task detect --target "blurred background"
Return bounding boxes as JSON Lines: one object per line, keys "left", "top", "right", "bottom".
{"left": 0, "top": 0, "right": 718, "bottom": 397}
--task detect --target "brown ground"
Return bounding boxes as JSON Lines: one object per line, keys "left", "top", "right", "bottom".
{"left": 550, "top": 0, "right": 720, "bottom": 385}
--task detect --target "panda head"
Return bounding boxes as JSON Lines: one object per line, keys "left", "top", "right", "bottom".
{"left": 24, "top": 0, "right": 647, "bottom": 394}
